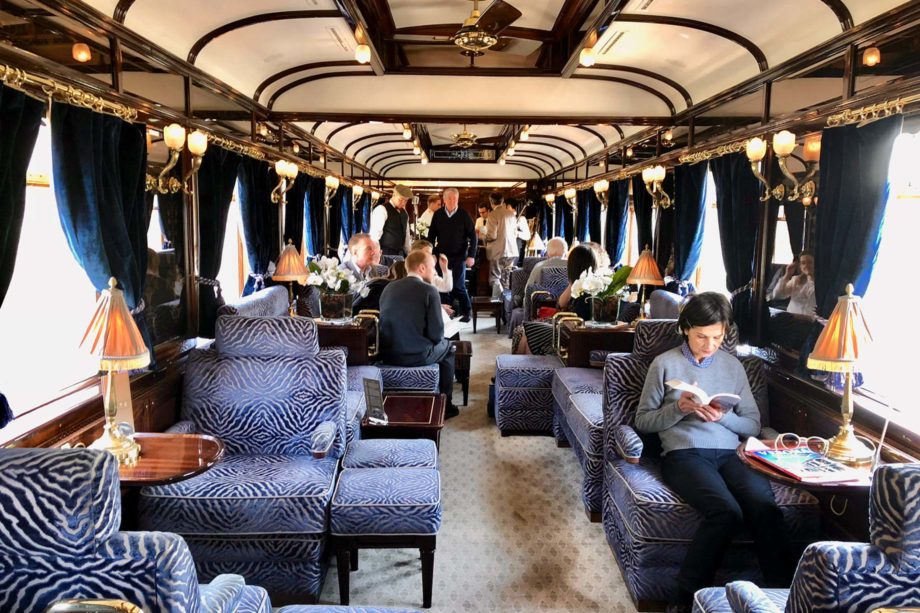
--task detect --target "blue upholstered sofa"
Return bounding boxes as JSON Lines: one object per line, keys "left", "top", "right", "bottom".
{"left": 502, "top": 256, "right": 543, "bottom": 335}
{"left": 0, "top": 447, "right": 271, "bottom": 613}
{"left": 139, "top": 316, "right": 349, "bottom": 603}
{"left": 599, "top": 320, "right": 820, "bottom": 608}
{"left": 693, "top": 463, "right": 920, "bottom": 613}
{"left": 218, "top": 285, "right": 289, "bottom": 317}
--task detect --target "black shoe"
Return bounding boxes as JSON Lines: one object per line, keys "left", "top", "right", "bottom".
{"left": 665, "top": 605, "right": 691, "bottom": 613}
{"left": 459, "top": 315, "right": 471, "bottom": 323}
{"left": 445, "top": 404, "right": 460, "bottom": 418}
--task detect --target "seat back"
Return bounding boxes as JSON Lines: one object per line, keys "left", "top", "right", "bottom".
{"left": 183, "top": 316, "right": 348, "bottom": 457}
{"left": 523, "top": 266, "right": 569, "bottom": 319}
{"left": 218, "top": 285, "right": 289, "bottom": 317}
{"left": 0, "top": 448, "right": 201, "bottom": 612}
{"left": 648, "top": 289, "right": 683, "bottom": 319}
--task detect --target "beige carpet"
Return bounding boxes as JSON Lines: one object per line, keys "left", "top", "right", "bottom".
{"left": 319, "top": 318, "right": 638, "bottom": 612}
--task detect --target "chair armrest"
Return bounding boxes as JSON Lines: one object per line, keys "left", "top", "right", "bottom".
{"left": 311, "top": 421, "right": 337, "bottom": 458}
{"left": 165, "top": 420, "right": 197, "bottom": 434}
{"left": 200, "top": 574, "right": 247, "bottom": 613}
{"left": 613, "top": 425, "right": 643, "bottom": 463}
{"left": 726, "top": 581, "right": 783, "bottom": 613}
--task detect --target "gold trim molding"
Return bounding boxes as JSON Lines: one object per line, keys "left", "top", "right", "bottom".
{"left": 679, "top": 139, "right": 748, "bottom": 165}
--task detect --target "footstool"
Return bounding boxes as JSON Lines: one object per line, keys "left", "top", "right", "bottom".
{"left": 331, "top": 468, "right": 442, "bottom": 608}
{"left": 451, "top": 340, "right": 471, "bottom": 406}
{"left": 494, "top": 354, "right": 563, "bottom": 435}
{"left": 343, "top": 439, "right": 438, "bottom": 470}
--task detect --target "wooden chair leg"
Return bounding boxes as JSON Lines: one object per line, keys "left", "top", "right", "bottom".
{"left": 462, "top": 376, "right": 469, "bottom": 405}
{"left": 350, "top": 547, "right": 359, "bottom": 571}
{"left": 420, "top": 547, "right": 434, "bottom": 608}
{"left": 336, "top": 546, "right": 351, "bottom": 605}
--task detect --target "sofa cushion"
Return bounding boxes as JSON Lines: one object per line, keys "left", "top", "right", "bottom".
{"left": 330, "top": 468, "right": 441, "bottom": 536}
{"left": 495, "top": 354, "right": 563, "bottom": 388}
{"left": 564, "top": 393, "right": 605, "bottom": 458}
{"left": 343, "top": 439, "right": 438, "bottom": 469}
{"left": 139, "top": 455, "right": 338, "bottom": 535}
{"left": 347, "top": 365, "right": 382, "bottom": 392}
{"left": 378, "top": 364, "right": 439, "bottom": 392}
{"left": 217, "top": 286, "right": 289, "bottom": 318}
{"left": 552, "top": 368, "right": 603, "bottom": 411}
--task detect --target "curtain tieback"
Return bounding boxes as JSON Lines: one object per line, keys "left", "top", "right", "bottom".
{"left": 130, "top": 299, "right": 146, "bottom": 315}
{"left": 197, "top": 276, "right": 222, "bottom": 299}
{"left": 730, "top": 281, "right": 752, "bottom": 298}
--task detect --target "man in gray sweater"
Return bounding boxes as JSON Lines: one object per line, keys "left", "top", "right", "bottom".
{"left": 635, "top": 293, "right": 791, "bottom": 612}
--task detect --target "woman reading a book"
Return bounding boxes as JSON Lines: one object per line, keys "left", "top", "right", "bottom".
{"left": 634, "top": 293, "right": 792, "bottom": 612}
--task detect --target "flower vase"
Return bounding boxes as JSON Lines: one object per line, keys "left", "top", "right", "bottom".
{"left": 319, "top": 292, "right": 353, "bottom": 321}
{"left": 589, "top": 296, "right": 619, "bottom": 326}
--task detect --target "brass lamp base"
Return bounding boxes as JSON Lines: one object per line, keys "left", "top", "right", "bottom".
{"left": 825, "top": 423, "right": 874, "bottom": 467}
{"left": 90, "top": 422, "right": 141, "bottom": 466}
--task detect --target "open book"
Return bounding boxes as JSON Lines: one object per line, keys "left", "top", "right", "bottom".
{"left": 665, "top": 380, "right": 741, "bottom": 409}
{"left": 743, "top": 438, "right": 867, "bottom": 484}
{"left": 443, "top": 309, "right": 462, "bottom": 339}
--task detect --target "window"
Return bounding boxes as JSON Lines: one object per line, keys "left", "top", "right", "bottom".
{"left": 0, "top": 125, "right": 98, "bottom": 414}
{"left": 146, "top": 197, "right": 167, "bottom": 252}
{"left": 693, "top": 170, "right": 729, "bottom": 295}
{"left": 859, "top": 130, "right": 920, "bottom": 431}
{"left": 216, "top": 187, "right": 249, "bottom": 301}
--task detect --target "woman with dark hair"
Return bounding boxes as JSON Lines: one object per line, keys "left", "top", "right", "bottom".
{"left": 635, "top": 292, "right": 791, "bottom": 612}
{"left": 515, "top": 244, "right": 596, "bottom": 354}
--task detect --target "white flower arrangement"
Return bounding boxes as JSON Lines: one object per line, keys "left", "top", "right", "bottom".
{"left": 570, "top": 265, "right": 633, "bottom": 300}
{"left": 306, "top": 256, "right": 368, "bottom": 296}
{"left": 415, "top": 219, "right": 430, "bottom": 238}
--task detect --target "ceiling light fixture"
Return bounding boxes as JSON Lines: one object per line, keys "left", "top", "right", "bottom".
{"left": 626, "top": 147, "right": 634, "bottom": 158}
{"left": 402, "top": 127, "right": 412, "bottom": 140}
{"left": 452, "top": 0, "right": 499, "bottom": 52}
{"left": 292, "top": 143, "right": 300, "bottom": 154}
{"left": 579, "top": 47, "right": 596, "bottom": 67}
{"left": 862, "top": 46, "right": 881, "bottom": 67}
{"left": 413, "top": 146, "right": 421, "bottom": 155}
{"left": 451, "top": 125, "right": 478, "bottom": 149}
{"left": 355, "top": 44, "right": 371, "bottom": 64}
{"left": 663, "top": 129, "right": 673, "bottom": 143}
{"left": 72, "top": 43, "right": 92, "bottom": 63}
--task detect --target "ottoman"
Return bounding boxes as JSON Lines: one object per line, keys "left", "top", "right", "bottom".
{"left": 494, "top": 354, "right": 564, "bottom": 434}
{"left": 343, "top": 439, "right": 439, "bottom": 470}
{"left": 330, "top": 468, "right": 442, "bottom": 608}
{"left": 377, "top": 364, "right": 440, "bottom": 393}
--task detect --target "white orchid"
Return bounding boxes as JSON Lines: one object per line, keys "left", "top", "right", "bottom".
{"left": 306, "top": 256, "right": 360, "bottom": 294}
{"left": 570, "top": 266, "right": 633, "bottom": 299}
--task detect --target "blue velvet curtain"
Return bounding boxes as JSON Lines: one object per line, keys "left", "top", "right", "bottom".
{"left": 672, "top": 162, "right": 708, "bottom": 282}
{"left": 238, "top": 157, "right": 278, "bottom": 295}
{"left": 632, "top": 175, "right": 654, "bottom": 254}
{"left": 197, "top": 146, "right": 242, "bottom": 338}
{"left": 327, "top": 184, "right": 346, "bottom": 256}
{"left": 339, "top": 185, "right": 354, "bottom": 246}
{"left": 50, "top": 102, "right": 154, "bottom": 363}
{"left": 283, "top": 174, "right": 309, "bottom": 250}
{"left": 156, "top": 180, "right": 184, "bottom": 255}
{"left": 654, "top": 174, "right": 675, "bottom": 273}
{"left": 709, "top": 152, "right": 761, "bottom": 342}
{"left": 305, "top": 176, "right": 325, "bottom": 256}
{"left": 605, "top": 179, "right": 630, "bottom": 266}
{"left": 0, "top": 392, "right": 11, "bottom": 429}
{"left": 579, "top": 188, "right": 601, "bottom": 243}
{"left": 361, "top": 193, "right": 371, "bottom": 233}
{"left": 0, "top": 85, "right": 44, "bottom": 310}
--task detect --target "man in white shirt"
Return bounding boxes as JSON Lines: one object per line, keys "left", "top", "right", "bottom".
{"left": 770, "top": 252, "right": 816, "bottom": 315}
{"left": 475, "top": 203, "right": 490, "bottom": 241}
{"left": 417, "top": 194, "right": 441, "bottom": 231}
{"left": 526, "top": 236, "right": 568, "bottom": 289}
{"left": 370, "top": 185, "right": 412, "bottom": 256}
{"left": 411, "top": 239, "right": 453, "bottom": 294}
{"left": 484, "top": 192, "right": 519, "bottom": 298}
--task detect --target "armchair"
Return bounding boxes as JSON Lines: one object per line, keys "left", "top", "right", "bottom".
{"left": 600, "top": 320, "right": 819, "bottom": 608}
{"left": 217, "top": 285, "right": 289, "bottom": 317}
{"left": 139, "top": 316, "right": 348, "bottom": 604}
{"left": 694, "top": 464, "right": 920, "bottom": 613}
{"left": 0, "top": 447, "right": 270, "bottom": 613}
{"left": 503, "top": 257, "right": 543, "bottom": 336}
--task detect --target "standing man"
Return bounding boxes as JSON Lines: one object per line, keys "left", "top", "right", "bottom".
{"left": 427, "top": 187, "right": 477, "bottom": 322}
{"left": 380, "top": 250, "right": 459, "bottom": 417}
{"left": 370, "top": 185, "right": 412, "bottom": 256}
{"left": 484, "top": 191, "right": 518, "bottom": 298}
{"left": 475, "top": 203, "right": 490, "bottom": 240}
{"left": 418, "top": 193, "right": 442, "bottom": 230}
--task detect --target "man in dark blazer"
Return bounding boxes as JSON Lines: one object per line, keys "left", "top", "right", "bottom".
{"left": 379, "top": 250, "right": 459, "bottom": 417}
{"left": 426, "top": 187, "right": 477, "bottom": 322}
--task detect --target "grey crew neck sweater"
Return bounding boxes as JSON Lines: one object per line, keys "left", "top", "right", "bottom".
{"left": 634, "top": 346, "right": 760, "bottom": 454}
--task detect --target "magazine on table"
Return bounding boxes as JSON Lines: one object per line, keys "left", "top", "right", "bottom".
{"left": 743, "top": 437, "right": 865, "bottom": 483}
{"left": 665, "top": 380, "right": 741, "bottom": 410}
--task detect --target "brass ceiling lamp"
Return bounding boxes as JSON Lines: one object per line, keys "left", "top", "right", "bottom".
{"left": 452, "top": 0, "right": 499, "bottom": 52}
{"left": 451, "top": 124, "right": 478, "bottom": 149}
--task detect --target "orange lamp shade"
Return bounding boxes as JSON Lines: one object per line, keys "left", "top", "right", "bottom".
{"left": 81, "top": 277, "right": 150, "bottom": 372}
{"left": 273, "top": 240, "right": 309, "bottom": 282}
{"left": 627, "top": 247, "right": 665, "bottom": 286}
{"left": 807, "top": 283, "right": 873, "bottom": 373}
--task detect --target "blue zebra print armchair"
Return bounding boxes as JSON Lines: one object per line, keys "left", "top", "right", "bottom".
{"left": 693, "top": 463, "right": 920, "bottom": 613}
{"left": 601, "top": 320, "right": 820, "bottom": 608}
{"left": 0, "top": 447, "right": 270, "bottom": 613}
{"left": 217, "top": 285, "right": 289, "bottom": 317}
{"left": 139, "top": 316, "right": 349, "bottom": 604}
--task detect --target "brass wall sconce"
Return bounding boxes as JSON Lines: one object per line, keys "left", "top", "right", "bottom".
{"left": 149, "top": 123, "right": 208, "bottom": 195}
{"left": 746, "top": 131, "right": 820, "bottom": 203}
{"left": 323, "top": 175, "right": 340, "bottom": 256}
{"left": 641, "top": 165, "right": 671, "bottom": 209}
{"left": 351, "top": 184, "right": 364, "bottom": 212}
{"left": 564, "top": 187, "right": 579, "bottom": 244}
{"left": 593, "top": 179, "right": 609, "bottom": 210}
{"left": 271, "top": 159, "right": 299, "bottom": 204}
{"left": 371, "top": 190, "right": 381, "bottom": 204}
{"left": 544, "top": 193, "right": 556, "bottom": 237}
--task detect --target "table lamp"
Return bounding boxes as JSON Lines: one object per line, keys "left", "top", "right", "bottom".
{"left": 80, "top": 277, "right": 150, "bottom": 466}
{"left": 274, "top": 239, "right": 309, "bottom": 315}
{"left": 626, "top": 246, "right": 664, "bottom": 322}
{"left": 807, "top": 283, "right": 874, "bottom": 466}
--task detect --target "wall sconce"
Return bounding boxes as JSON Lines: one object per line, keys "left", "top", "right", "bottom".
{"left": 662, "top": 129, "right": 673, "bottom": 143}
{"left": 292, "top": 142, "right": 300, "bottom": 154}
{"left": 150, "top": 124, "right": 208, "bottom": 195}
{"left": 351, "top": 184, "right": 364, "bottom": 212}
{"left": 421, "top": 156, "right": 429, "bottom": 165}
{"left": 257, "top": 123, "right": 269, "bottom": 137}
{"left": 371, "top": 190, "right": 381, "bottom": 204}
{"left": 507, "top": 146, "right": 515, "bottom": 157}
{"left": 862, "top": 46, "right": 881, "bottom": 67}
{"left": 625, "top": 147, "right": 634, "bottom": 158}
{"left": 745, "top": 136, "right": 779, "bottom": 202}
{"left": 746, "top": 132, "right": 819, "bottom": 203}
{"left": 498, "top": 158, "right": 506, "bottom": 165}
{"left": 412, "top": 145, "right": 421, "bottom": 156}
{"left": 593, "top": 179, "right": 609, "bottom": 210}
{"left": 72, "top": 43, "right": 92, "bottom": 63}
{"left": 579, "top": 47, "right": 596, "bottom": 67}
{"left": 564, "top": 187, "right": 579, "bottom": 244}
{"left": 323, "top": 175, "right": 340, "bottom": 255}
{"left": 544, "top": 193, "right": 557, "bottom": 236}
{"left": 271, "top": 160, "right": 299, "bottom": 204}
{"left": 402, "top": 127, "right": 412, "bottom": 140}
{"left": 641, "top": 165, "right": 671, "bottom": 209}
{"left": 520, "top": 127, "right": 530, "bottom": 141}
{"left": 355, "top": 44, "right": 371, "bottom": 64}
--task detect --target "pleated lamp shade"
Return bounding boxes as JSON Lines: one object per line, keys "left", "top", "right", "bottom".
{"left": 81, "top": 277, "right": 150, "bottom": 372}
{"left": 807, "top": 283, "right": 872, "bottom": 373}
{"left": 273, "top": 240, "right": 309, "bottom": 283}
{"left": 627, "top": 247, "right": 665, "bottom": 286}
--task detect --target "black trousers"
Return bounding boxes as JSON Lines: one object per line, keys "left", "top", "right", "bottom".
{"left": 661, "top": 448, "right": 793, "bottom": 602}
{"left": 444, "top": 258, "right": 472, "bottom": 316}
{"left": 431, "top": 342, "right": 455, "bottom": 406}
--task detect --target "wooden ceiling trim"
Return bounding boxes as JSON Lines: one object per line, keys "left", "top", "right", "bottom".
{"left": 310, "top": 122, "right": 326, "bottom": 136}
{"left": 617, "top": 14, "right": 768, "bottom": 71}
{"left": 344, "top": 132, "right": 403, "bottom": 156}
{"left": 505, "top": 160, "right": 544, "bottom": 177}
{"left": 353, "top": 138, "right": 409, "bottom": 159}
{"left": 324, "top": 122, "right": 365, "bottom": 144}
{"left": 528, "top": 133, "right": 587, "bottom": 158}
{"left": 392, "top": 24, "right": 551, "bottom": 42}
{"left": 819, "top": 0, "right": 854, "bottom": 31}
{"left": 367, "top": 149, "right": 415, "bottom": 167}
{"left": 551, "top": 0, "right": 602, "bottom": 41}
{"left": 187, "top": 11, "right": 341, "bottom": 64}
{"left": 569, "top": 74, "right": 677, "bottom": 114}
{"left": 591, "top": 64, "right": 692, "bottom": 107}
{"left": 514, "top": 151, "right": 560, "bottom": 171}
{"left": 268, "top": 71, "right": 374, "bottom": 109}
{"left": 517, "top": 141, "right": 576, "bottom": 165}
{"left": 113, "top": 0, "right": 135, "bottom": 23}
{"left": 573, "top": 125, "right": 607, "bottom": 147}
{"left": 381, "top": 159, "right": 424, "bottom": 174}
{"left": 254, "top": 60, "right": 358, "bottom": 101}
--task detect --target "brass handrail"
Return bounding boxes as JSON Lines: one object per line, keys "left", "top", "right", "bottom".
{"left": 45, "top": 599, "right": 142, "bottom": 613}
{"left": 354, "top": 310, "right": 380, "bottom": 359}
{"left": 551, "top": 312, "right": 583, "bottom": 358}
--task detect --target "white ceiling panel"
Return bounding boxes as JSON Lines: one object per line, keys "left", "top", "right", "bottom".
{"left": 845, "top": 0, "right": 910, "bottom": 25}
{"left": 260, "top": 66, "right": 374, "bottom": 105}
{"left": 389, "top": 0, "right": 563, "bottom": 31}
{"left": 575, "top": 67, "right": 687, "bottom": 111}
{"left": 386, "top": 161, "right": 538, "bottom": 179}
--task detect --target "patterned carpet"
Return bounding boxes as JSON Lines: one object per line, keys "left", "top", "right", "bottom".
{"left": 318, "top": 318, "right": 638, "bottom": 612}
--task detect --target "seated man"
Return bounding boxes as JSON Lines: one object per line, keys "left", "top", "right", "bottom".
{"left": 341, "top": 233, "right": 380, "bottom": 281}
{"left": 380, "top": 250, "right": 459, "bottom": 418}
{"left": 526, "top": 236, "right": 568, "bottom": 289}
{"left": 411, "top": 239, "right": 452, "bottom": 294}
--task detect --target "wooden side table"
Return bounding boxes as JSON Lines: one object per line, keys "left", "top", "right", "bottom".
{"left": 736, "top": 441, "right": 872, "bottom": 494}
{"left": 471, "top": 296, "right": 501, "bottom": 333}
{"left": 362, "top": 393, "right": 446, "bottom": 449}
{"left": 562, "top": 323, "right": 635, "bottom": 367}
{"left": 119, "top": 433, "right": 224, "bottom": 487}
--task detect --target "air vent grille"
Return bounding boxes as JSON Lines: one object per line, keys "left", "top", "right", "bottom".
{"left": 600, "top": 31, "right": 625, "bottom": 56}
{"left": 637, "top": 0, "right": 657, "bottom": 10}
{"left": 326, "top": 26, "right": 350, "bottom": 52}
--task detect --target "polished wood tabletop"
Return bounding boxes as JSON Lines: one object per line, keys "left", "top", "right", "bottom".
{"left": 119, "top": 433, "right": 224, "bottom": 487}
{"left": 736, "top": 440, "right": 872, "bottom": 494}
{"left": 362, "top": 393, "right": 447, "bottom": 448}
